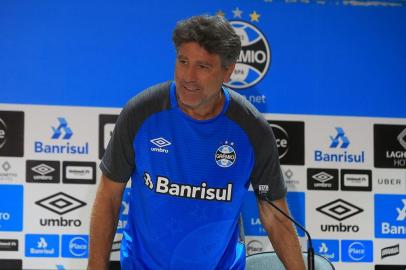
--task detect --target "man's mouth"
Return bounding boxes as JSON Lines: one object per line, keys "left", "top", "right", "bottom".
{"left": 183, "top": 84, "right": 200, "bottom": 92}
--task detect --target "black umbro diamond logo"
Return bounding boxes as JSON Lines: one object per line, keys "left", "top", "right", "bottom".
{"left": 316, "top": 199, "right": 363, "bottom": 221}
{"left": 35, "top": 192, "right": 86, "bottom": 215}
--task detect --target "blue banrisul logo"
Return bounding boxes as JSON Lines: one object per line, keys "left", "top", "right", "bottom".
{"left": 117, "top": 188, "right": 131, "bottom": 233}
{"left": 51, "top": 118, "right": 73, "bottom": 140}
{"left": 62, "top": 235, "right": 88, "bottom": 258}
{"left": 329, "top": 127, "right": 350, "bottom": 148}
{"left": 34, "top": 117, "right": 89, "bottom": 155}
{"left": 25, "top": 234, "right": 59, "bottom": 257}
{"left": 375, "top": 194, "right": 406, "bottom": 238}
{"left": 313, "top": 239, "right": 339, "bottom": 262}
{"left": 242, "top": 191, "right": 305, "bottom": 237}
{"left": 314, "top": 127, "right": 365, "bottom": 163}
{"left": 341, "top": 240, "right": 373, "bottom": 262}
{"left": 0, "top": 185, "right": 23, "bottom": 231}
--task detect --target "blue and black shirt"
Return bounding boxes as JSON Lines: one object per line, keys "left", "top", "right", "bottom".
{"left": 100, "top": 81, "right": 286, "bottom": 270}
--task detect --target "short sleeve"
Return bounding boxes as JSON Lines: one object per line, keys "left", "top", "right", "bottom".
{"left": 100, "top": 101, "right": 136, "bottom": 183}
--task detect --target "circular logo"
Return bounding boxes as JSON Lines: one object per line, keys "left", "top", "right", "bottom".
{"left": 69, "top": 237, "right": 88, "bottom": 257}
{"left": 348, "top": 242, "right": 366, "bottom": 261}
{"left": 247, "top": 240, "right": 264, "bottom": 255}
{"left": 225, "top": 21, "right": 271, "bottom": 90}
{"left": 269, "top": 124, "right": 289, "bottom": 159}
{"left": 0, "top": 118, "right": 7, "bottom": 149}
{"left": 215, "top": 144, "right": 236, "bottom": 168}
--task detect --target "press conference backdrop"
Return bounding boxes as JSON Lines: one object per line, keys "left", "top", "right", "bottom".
{"left": 0, "top": 1, "right": 405, "bottom": 269}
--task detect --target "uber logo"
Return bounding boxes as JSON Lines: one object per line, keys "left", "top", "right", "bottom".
{"left": 62, "top": 161, "right": 96, "bottom": 184}
{"left": 307, "top": 168, "right": 338, "bottom": 190}
{"left": 267, "top": 120, "right": 305, "bottom": 165}
{"left": 99, "top": 114, "right": 118, "bottom": 159}
{"left": 0, "top": 111, "right": 24, "bottom": 157}
{"left": 340, "top": 169, "right": 372, "bottom": 191}
{"left": 26, "top": 160, "right": 60, "bottom": 183}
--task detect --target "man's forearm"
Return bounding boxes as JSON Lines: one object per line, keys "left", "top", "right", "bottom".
{"left": 88, "top": 177, "right": 124, "bottom": 270}
{"left": 258, "top": 199, "right": 306, "bottom": 270}
{"left": 267, "top": 218, "right": 305, "bottom": 270}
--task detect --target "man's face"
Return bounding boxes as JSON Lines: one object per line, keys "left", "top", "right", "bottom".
{"left": 174, "top": 42, "right": 234, "bottom": 111}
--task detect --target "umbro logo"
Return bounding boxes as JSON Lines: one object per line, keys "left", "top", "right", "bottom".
{"left": 317, "top": 199, "right": 363, "bottom": 221}
{"left": 150, "top": 137, "right": 171, "bottom": 154}
{"left": 307, "top": 168, "right": 338, "bottom": 190}
{"left": 32, "top": 164, "right": 55, "bottom": 175}
{"left": 35, "top": 192, "right": 86, "bottom": 215}
{"left": 150, "top": 137, "right": 171, "bottom": 148}
{"left": 313, "top": 172, "right": 333, "bottom": 183}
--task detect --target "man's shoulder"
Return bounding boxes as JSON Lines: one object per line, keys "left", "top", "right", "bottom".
{"left": 226, "top": 88, "right": 266, "bottom": 125}
{"left": 123, "top": 81, "right": 172, "bottom": 115}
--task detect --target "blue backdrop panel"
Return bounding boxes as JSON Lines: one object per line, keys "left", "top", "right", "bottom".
{"left": 1, "top": 0, "right": 405, "bottom": 117}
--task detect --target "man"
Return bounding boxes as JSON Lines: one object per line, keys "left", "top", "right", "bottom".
{"left": 88, "top": 15, "right": 305, "bottom": 270}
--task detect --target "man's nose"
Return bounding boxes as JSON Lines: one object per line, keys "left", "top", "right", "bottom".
{"left": 184, "top": 66, "right": 197, "bottom": 82}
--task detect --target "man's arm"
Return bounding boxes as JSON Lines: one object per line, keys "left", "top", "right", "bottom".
{"left": 87, "top": 175, "right": 127, "bottom": 270}
{"left": 257, "top": 197, "right": 306, "bottom": 270}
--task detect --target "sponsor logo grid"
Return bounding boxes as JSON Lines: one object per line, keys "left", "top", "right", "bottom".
{"left": 0, "top": 102, "right": 405, "bottom": 268}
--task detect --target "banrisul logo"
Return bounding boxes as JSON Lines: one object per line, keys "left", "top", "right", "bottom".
{"left": 225, "top": 20, "right": 270, "bottom": 89}
{"left": 25, "top": 234, "right": 59, "bottom": 257}
{"left": 314, "top": 127, "right": 365, "bottom": 163}
{"left": 215, "top": 141, "right": 236, "bottom": 168}
{"left": 375, "top": 194, "right": 406, "bottom": 239}
{"left": 34, "top": 117, "right": 89, "bottom": 155}
{"left": 313, "top": 239, "right": 339, "bottom": 262}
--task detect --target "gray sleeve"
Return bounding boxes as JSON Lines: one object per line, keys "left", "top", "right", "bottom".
{"left": 100, "top": 81, "right": 172, "bottom": 183}
{"left": 100, "top": 100, "right": 137, "bottom": 183}
{"left": 226, "top": 90, "right": 287, "bottom": 201}
{"left": 250, "top": 119, "right": 287, "bottom": 201}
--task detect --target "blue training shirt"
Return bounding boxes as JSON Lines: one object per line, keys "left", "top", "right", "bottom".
{"left": 100, "top": 81, "right": 286, "bottom": 270}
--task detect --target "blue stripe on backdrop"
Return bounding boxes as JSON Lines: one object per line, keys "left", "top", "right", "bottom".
{"left": 0, "top": 0, "right": 405, "bottom": 117}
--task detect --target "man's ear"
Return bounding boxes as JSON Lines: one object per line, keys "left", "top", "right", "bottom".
{"left": 223, "top": 63, "right": 236, "bottom": 83}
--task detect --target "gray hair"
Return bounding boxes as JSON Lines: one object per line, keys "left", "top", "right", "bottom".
{"left": 172, "top": 15, "right": 241, "bottom": 67}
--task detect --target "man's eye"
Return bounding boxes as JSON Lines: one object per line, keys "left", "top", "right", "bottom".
{"left": 199, "top": 65, "right": 209, "bottom": 69}
{"left": 179, "top": 59, "right": 188, "bottom": 64}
